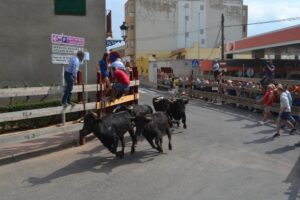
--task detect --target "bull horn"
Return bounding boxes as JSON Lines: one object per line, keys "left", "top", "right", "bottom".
{"left": 127, "top": 105, "right": 133, "bottom": 110}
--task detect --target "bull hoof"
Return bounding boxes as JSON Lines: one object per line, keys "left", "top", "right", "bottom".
{"left": 169, "top": 144, "right": 172, "bottom": 150}
{"left": 116, "top": 151, "right": 124, "bottom": 158}
{"left": 177, "top": 122, "right": 180, "bottom": 127}
{"left": 183, "top": 124, "right": 187, "bottom": 129}
{"left": 131, "top": 148, "right": 135, "bottom": 154}
{"left": 158, "top": 147, "right": 164, "bottom": 153}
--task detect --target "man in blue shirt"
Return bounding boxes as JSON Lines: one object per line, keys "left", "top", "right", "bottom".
{"left": 62, "top": 51, "right": 84, "bottom": 108}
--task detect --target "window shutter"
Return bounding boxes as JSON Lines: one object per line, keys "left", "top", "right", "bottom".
{"left": 55, "top": 0, "right": 86, "bottom": 16}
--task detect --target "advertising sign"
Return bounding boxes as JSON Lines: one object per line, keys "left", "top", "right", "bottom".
{"left": 51, "top": 34, "right": 85, "bottom": 47}
{"left": 51, "top": 33, "right": 86, "bottom": 65}
{"left": 52, "top": 44, "right": 83, "bottom": 54}
{"left": 51, "top": 54, "right": 73, "bottom": 65}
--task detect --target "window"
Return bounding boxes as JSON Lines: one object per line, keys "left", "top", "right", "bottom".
{"left": 200, "top": 29, "right": 204, "bottom": 34}
{"left": 131, "top": 25, "right": 134, "bottom": 30}
{"left": 201, "top": 39, "right": 205, "bottom": 45}
{"left": 55, "top": 0, "right": 86, "bottom": 15}
{"left": 200, "top": 5, "right": 204, "bottom": 10}
{"left": 185, "top": 16, "right": 189, "bottom": 21}
{"left": 185, "top": 32, "right": 189, "bottom": 38}
{"left": 184, "top": 3, "right": 189, "bottom": 8}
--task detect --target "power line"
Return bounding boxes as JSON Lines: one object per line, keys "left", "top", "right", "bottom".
{"left": 225, "top": 17, "right": 300, "bottom": 28}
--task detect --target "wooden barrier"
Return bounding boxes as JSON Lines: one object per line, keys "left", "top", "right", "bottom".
{"left": 190, "top": 89, "right": 300, "bottom": 116}
{"left": 0, "top": 80, "right": 140, "bottom": 123}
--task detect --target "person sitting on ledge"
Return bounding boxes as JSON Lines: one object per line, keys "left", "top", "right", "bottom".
{"left": 110, "top": 66, "right": 130, "bottom": 100}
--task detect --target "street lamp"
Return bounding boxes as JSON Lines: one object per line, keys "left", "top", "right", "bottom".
{"left": 120, "top": 21, "right": 129, "bottom": 41}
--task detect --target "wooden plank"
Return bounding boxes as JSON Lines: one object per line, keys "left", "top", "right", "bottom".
{"left": 96, "top": 93, "right": 140, "bottom": 109}
{"left": 0, "top": 80, "right": 139, "bottom": 98}
{"left": 0, "top": 93, "right": 139, "bottom": 123}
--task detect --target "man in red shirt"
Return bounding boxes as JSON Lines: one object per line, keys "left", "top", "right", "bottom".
{"left": 257, "top": 84, "right": 276, "bottom": 124}
{"left": 111, "top": 66, "right": 130, "bottom": 99}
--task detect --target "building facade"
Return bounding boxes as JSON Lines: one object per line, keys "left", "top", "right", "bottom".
{"left": 0, "top": 0, "right": 106, "bottom": 87}
{"left": 125, "top": 0, "right": 247, "bottom": 60}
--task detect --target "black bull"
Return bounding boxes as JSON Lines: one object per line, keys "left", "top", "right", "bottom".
{"left": 152, "top": 96, "right": 189, "bottom": 129}
{"left": 79, "top": 111, "right": 137, "bottom": 158}
{"left": 133, "top": 112, "right": 172, "bottom": 153}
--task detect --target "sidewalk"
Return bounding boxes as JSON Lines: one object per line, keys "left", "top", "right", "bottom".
{"left": 0, "top": 123, "right": 82, "bottom": 166}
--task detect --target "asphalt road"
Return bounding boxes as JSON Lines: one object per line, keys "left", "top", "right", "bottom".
{"left": 1, "top": 87, "right": 300, "bottom": 200}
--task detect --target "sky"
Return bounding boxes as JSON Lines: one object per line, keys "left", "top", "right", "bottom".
{"left": 106, "top": 0, "right": 300, "bottom": 39}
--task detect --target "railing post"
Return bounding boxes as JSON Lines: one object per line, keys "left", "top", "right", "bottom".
{"left": 61, "top": 66, "right": 66, "bottom": 126}
{"left": 96, "top": 72, "right": 103, "bottom": 118}
{"left": 77, "top": 71, "right": 85, "bottom": 118}
{"left": 132, "top": 67, "right": 139, "bottom": 104}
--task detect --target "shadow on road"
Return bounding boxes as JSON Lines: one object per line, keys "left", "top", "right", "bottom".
{"left": 266, "top": 144, "right": 300, "bottom": 155}
{"left": 26, "top": 148, "right": 159, "bottom": 186}
{"left": 244, "top": 136, "right": 274, "bottom": 144}
{"left": 284, "top": 155, "right": 300, "bottom": 200}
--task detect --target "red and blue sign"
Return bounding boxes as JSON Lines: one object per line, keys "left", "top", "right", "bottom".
{"left": 51, "top": 34, "right": 85, "bottom": 47}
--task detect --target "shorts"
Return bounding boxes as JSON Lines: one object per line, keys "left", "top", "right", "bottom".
{"left": 280, "top": 112, "right": 291, "bottom": 120}
{"left": 101, "top": 71, "right": 109, "bottom": 79}
{"left": 264, "top": 106, "right": 271, "bottom": 113}
{"left": 114, "top": 82, "right": 129, "bottom": 92}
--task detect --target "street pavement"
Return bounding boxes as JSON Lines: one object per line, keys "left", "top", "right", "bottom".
{"left": 1, "top": 86, "right": 300, "bottom": 200}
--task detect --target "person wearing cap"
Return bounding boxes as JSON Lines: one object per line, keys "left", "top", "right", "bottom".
{"left": 62, "top": 51, "right": 84, "bottom": 108}
{"left": 273, "top": 84, "right": 296, "bottom": 138}
{"left": 110, "top": 66, "right": 130, "bottom": 100}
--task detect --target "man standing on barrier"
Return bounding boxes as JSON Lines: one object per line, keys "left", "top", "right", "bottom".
{"left": 62, "top": 51, "right": 85, "bottom": 108}
{"left": 260, "top": 60, "right": 275, "bottom": 89}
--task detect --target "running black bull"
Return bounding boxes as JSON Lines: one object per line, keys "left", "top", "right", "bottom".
{"left": 79, "top": 111, "right": 137, "bottom": 158}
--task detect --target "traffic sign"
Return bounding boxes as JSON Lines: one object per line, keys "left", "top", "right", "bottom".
{"left": 51, "top": 34, "right": 85, "bottom": 47}
{"left": 192, "top": 59, "right": 199, "bottom": 68}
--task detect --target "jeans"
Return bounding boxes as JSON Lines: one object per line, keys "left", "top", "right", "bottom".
{"left": 114, "top": 82, "right": 129, "bottom": 98}
{"left": 62, "top": 72, "right": 74, "bottom": 104}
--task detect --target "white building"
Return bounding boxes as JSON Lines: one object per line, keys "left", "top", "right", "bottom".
{"left": 125, "top": 0, "right": 247, "bottom": 59}
{"left": 177, "top": 0, "right": 247, "bottom": 49}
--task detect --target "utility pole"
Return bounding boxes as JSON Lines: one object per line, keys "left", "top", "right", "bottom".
{"left": 184, "top": 4, "right": 187, "bottom": 48}
{"left": 221, "top": 13, "right": 225, "bottom": 60}
{"left": 198, "top": 12, "right": 200, "bottom": 60}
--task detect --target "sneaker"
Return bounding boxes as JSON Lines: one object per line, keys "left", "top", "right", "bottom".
{"left": 272, "top": 133, "right": 280, "bottom": 138}
{"left": 290, "top": 128, "right": 296, "bottom": 135}
{"left": 62, "top": 103, "right": 68, "bottom": 108}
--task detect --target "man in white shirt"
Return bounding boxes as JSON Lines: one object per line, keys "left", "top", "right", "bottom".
{"left": 111, "top": 58, "right": 126, "bottom": 72}
{"left": 273, "top": 84, "right": 296, "bottom": 138}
